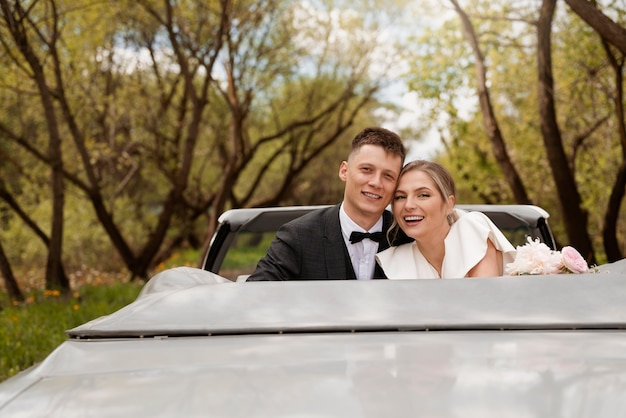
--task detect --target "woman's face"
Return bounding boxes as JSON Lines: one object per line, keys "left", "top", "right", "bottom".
{"left": 392, "top": 169, "right": 454, "bottom": 242}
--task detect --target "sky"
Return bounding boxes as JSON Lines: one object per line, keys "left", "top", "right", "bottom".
{"left": 363, "top": 0, "right": 461, "bottom": 161}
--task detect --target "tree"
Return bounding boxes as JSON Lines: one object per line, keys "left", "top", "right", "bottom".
{"left": 564, "top": 0, "right": 626, "bottom": 55}
{"left": 0, "top": 0, "right": 408, "bottom": 282}
{"left": 0, "top": 0, "right": 70, "bottom": 291}
{"left": 600, "top": 35, "right": 626, "bottom": 262}
{"left": 449, "top": 0, "right": 532, "bottom": 205}
{"left": 0, "top": 240, "right": 23, "bottom": 303}
{"left": 537, "top": 0, "right": 595, "bottom": 262}
{"left": 562, "top": 0, "right": 626, "bottom": 262}
{"left": 404, "top": 1, "right": 625, "bottom": 263}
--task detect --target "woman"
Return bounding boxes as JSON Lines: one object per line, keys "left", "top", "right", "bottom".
{"left": 376, "top": 160, "right": 516, "bottom": 279}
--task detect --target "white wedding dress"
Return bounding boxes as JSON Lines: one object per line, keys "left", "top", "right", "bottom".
{"left": 376, "top": 209, "right": 517, "bottom": 279}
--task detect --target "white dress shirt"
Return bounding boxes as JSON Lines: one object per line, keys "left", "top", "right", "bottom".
{"left": 339, "top": 203, "right": 383, "bottom": 280}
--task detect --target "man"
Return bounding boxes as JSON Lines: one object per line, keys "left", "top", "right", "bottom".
{"left": 246, "top": 127, "right": 407, "bottom": 281}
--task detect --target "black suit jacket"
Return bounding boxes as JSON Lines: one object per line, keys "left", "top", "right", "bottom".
{"left": 246, "top": 204, "right": 398, "bottom": 281}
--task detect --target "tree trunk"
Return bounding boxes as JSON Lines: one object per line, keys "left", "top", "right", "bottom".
{"left": 0, "top": 241, "right": 24, "bottom": 303}
{"left": 600, "top": 38, "right": 626, "bottom": 262}
{"left": 537, "top": 0, "right": 596, "bottom": 263}
{"left": 564, "top": 0, "right": 626, "bottom": 55}
{"left": 450, "top": 0, "right": 532, "bottom": 205}
{"left": 0, "top": 0, "right": 70, "bottom": 292}
{"left": 604, "top": 161, "right": 626, "bottom": 261}
{"left": 42, "top": 81, "right": 68, "bottom": 291}
{"left": 0, "top": 179, "right": 70, "bottom": 289}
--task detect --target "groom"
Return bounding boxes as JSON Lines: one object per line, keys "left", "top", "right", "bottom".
{"left": 246, "top": 127, "right": 407, "bottom": 281}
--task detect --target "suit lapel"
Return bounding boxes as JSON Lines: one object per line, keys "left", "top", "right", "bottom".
{"left": 370, "top": 210, "right": 399, "bottom": 279}
{"left": 323, "top": 205, "right": 356, "bottom": 279}
{"left": 378, "top": 210, "right": 394, "bottom": 252}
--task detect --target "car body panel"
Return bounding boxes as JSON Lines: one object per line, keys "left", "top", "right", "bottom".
{"left": 68, "top": 268, "right": 625, "bottom": 338}
{"left": 2, "top": 328, "right": 626, "bottom": 417}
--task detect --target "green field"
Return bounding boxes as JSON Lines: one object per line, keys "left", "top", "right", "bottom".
{"left": 0, "top": 281, "right": 143, "bottom": 382}
{"left": 0, "top": 243, "right": 268, "bottom": 382}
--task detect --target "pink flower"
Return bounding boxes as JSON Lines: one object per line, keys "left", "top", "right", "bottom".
{"left": 561, "top": 246, "right": 589, "bottom": 274}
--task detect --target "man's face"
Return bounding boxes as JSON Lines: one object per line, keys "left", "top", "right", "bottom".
{"left": 338, "top": 144, "right": 402, "bottom": 229}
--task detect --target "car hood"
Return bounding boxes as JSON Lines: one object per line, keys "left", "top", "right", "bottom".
{"left": 2, "top": 329, "right": 626, "bottom": 417}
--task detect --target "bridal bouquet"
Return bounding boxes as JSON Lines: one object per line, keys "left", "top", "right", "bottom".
{"left": 506, "top": 237, "right": 593, "bottom": 275}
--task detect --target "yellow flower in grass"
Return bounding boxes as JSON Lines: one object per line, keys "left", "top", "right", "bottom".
{"left": 72, "top": 304, "right": 80, "bottom": 311}
{"left": 44, "top": 289, "right": 61, "bottom": 297}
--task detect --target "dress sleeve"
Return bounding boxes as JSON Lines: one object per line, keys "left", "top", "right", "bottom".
{"left": 442, "top": 210, "right": 516, "bottom": 278}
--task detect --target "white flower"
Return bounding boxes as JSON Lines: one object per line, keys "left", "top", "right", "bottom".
{"left": 506, "top": 237, "right": 564, "bottom": 275}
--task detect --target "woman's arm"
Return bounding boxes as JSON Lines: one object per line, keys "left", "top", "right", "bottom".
{"left": 467, "top": 239, "right": 503, "bottom": 277}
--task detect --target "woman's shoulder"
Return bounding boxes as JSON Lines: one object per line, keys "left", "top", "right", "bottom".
{"left": 449, "top": 207, "right": 516, "bottom": 253}
{"left": 452, "top": 209, "right": 503, "bottom": 235}
{"left": 455, "top": 208, "right": 492, "bottom": 225}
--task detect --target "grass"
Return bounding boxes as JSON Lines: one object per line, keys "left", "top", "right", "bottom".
{"left": 0, "top": 280, "right": 143, "bottom": 382}
{"left": 153, "top": 247, "right": 203, "bottom": 272}
{"left": 0, "top": 245, "right": 259, "bottom": 383}
{"left": 220, "top": 232, "right": 274, "bottom": 273}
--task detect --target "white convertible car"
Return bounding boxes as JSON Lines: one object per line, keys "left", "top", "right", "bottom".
{"left": 0, "top": 205, "right": 624, "bottom": 417}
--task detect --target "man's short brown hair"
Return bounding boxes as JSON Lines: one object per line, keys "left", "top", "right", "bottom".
{"left": 350, "top": 127, "right": 406, "bottom": 165}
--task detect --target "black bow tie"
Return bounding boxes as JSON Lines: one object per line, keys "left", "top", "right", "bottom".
{"left": 349, "top": 231, "right": 384, "bottom": 244}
